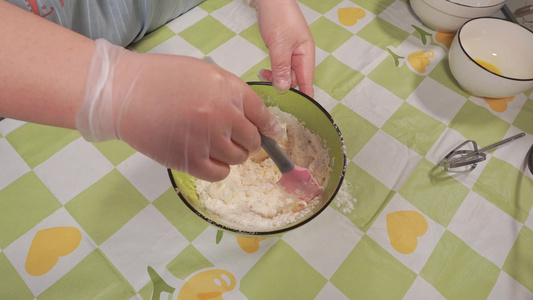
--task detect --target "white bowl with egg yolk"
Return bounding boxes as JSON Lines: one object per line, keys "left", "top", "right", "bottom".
{"left": 448, "top": 17, "right": 533, "bottom": 98}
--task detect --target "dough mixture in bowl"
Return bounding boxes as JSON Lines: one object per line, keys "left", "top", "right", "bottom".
{"left": 195, "top": 107, "right": 332, "bottom": 231}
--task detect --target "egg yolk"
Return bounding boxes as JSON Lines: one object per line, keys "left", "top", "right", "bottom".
{"left": 474, "top": 59, "right": 502, "bottom": 75}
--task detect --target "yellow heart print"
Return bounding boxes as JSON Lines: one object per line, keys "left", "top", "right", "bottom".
{"left": 338, "top": 7, "right": 366, "bottom": 26}
{"left": 484, "top": 96, "right": 514, "bottom": 112}
{"left": 237, "top": 236, "right": 266, "bottom": 253}
{"left": 386, "top": 211, "right": 428, "bottom": 254}
{"left": 435, "top": 31, "right": 455, "bottom": 49}
{"left": 25, "top": 226, "right": 82, "bottom": 276}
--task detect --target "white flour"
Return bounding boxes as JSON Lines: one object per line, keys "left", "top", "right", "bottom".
{"left": 195, "top": 107, "right": 332, "bottom": 231}
{"left": 333, "top": 182, "right": 357, "bottom": 214}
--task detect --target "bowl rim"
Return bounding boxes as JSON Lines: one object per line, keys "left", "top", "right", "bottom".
{"left": 444, "top": 0, "right": 506, "bottom": 9}
{"left": 457, "top": 17, "right": 533, "bottom": 82}
{"left": 167, "top": 81, "right": 347, "bottom": 236}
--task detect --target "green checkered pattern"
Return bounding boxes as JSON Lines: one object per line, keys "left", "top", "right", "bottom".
{"left": 2, "top": 0, "right": 533, "bottom": 298}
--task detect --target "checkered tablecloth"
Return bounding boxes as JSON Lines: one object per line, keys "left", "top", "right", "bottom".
{"left": 2, "top": 0, "right": 533, "bottom": 299}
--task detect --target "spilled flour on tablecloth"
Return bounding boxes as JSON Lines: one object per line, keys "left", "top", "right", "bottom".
{"left": 195, "top": 107, "right": 332, "bottom": 231}
{"left": 333, "top": 181, "right": 357, "bottom": 214}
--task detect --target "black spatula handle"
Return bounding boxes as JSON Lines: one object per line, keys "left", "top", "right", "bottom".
{"left": 260, "top": 133, "right": 294, "bottom": 174}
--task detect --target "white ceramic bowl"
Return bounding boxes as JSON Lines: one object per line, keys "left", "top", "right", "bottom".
{"left": 411, "top": 0, "right": 506, "bottom": 32}
{"left": 449, "top": 17, "right": 533, "bottom": 98}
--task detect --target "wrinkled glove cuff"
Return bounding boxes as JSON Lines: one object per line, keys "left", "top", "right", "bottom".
{"left": 76, "top": 38, "right": 126, "bottom": 142}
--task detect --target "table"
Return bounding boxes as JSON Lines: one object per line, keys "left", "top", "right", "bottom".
{"left": 1, "top": 0, "right": 533, "bottom": 299}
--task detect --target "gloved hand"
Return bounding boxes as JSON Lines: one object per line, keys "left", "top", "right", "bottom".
{"left": 253, "top": 0, "right": 315, "bottom": 97}
{"left": 76, "top": 38, "right": 282, "bottom": 182}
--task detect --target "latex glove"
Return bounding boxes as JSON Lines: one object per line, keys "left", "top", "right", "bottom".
{"left": 254, "top": 0, "right": 315, "bottom": 97}
{"left": 76, "top": 39, "right": 282, "bottom": 182}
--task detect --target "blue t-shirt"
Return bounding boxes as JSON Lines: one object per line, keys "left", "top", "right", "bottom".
{"left": 7, "top": 0, "right": 205, "bottom": 46}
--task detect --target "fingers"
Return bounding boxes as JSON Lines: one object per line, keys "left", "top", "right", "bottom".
{"left": 292, "top": 48, "right": 315, "bottom": 97}
{"left": 268, "top": 45, "right": 293, "bottom": 94}
{"left": 229, "top": 116, "right": 262, "bottom": 154}
{"left": 169, "top": 129, "right": 244, "bottom": 182}
{"left": 258, "top": 57, "right": 314, "bottom": 97}
{"left": 259, "top": 68, "right": 296, "bottom": 87}
{"left": 189, "top": 159, "right": 231, "bottom": 182}
{"left": 256, "top": 0, "right": 315, "bottom": 97}
{"left": 257, "top": 68, "right": 273, "bottom": 82}
{"left": 290, "top": 70, "right": 298, "bottom": 89}
{"left": 239, "top": 83, "right": 283, "bottom": 140}
{"left": 209, "top": 137, "right": 249, "bottom": 166}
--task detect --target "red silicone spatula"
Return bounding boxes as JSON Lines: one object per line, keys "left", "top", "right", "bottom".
{"left": 260, "top": 133, "right": 323, "bottom": 202}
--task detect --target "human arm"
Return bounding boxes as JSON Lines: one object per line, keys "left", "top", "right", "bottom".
{"left": 253, "top": 0, "right": 316, "bottom": 97}
{"left": 0, "top": 1, "right": 282, "bottom": 182}
{"left": 0, "top": 0, "right": 94, "bottom": 129}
